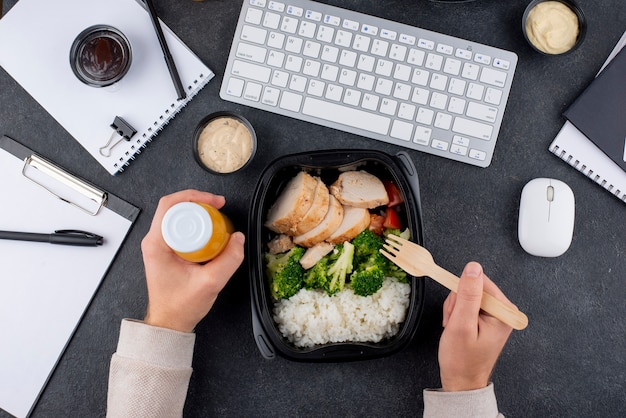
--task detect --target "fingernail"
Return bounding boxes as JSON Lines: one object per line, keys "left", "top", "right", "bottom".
{"left": 464, "top": 262, "right": 482, "bottom": 278}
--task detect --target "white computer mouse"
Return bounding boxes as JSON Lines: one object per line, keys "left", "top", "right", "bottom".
{"left": 518, "top": 178, "right": 575, "bottom": 257}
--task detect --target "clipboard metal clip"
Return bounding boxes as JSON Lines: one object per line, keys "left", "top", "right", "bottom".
{"left": 22, "top": 154, "right": 108, "bottom": 216}
{"left": 99, "top": 116, "right": 137, "bottom": 157}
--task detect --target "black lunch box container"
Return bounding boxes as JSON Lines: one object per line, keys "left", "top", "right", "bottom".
{"left": 248, "top": 149, "right": 425, "bottom": 361}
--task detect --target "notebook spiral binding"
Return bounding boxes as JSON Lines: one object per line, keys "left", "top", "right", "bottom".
{"left": 112, "top": 72, "right": 211, "bottom": 173}
{"left": 550, "top": 144, "right": 625, "bottom": 202}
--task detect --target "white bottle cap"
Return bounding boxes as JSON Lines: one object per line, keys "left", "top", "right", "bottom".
{"left": 161, "top": 202, "right": 213, "bottom": 253}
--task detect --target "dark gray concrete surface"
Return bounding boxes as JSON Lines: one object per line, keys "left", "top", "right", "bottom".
{"left": 1, "top": 0, "right": 624, "bottom": 416}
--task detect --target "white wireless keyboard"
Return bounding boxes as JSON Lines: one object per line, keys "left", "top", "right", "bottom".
{"left": 220, "top": 0, "right": 518, "bottom": 167}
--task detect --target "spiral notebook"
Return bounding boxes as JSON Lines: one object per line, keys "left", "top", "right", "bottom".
{"left": 0, "top": 0, "right": 214, "bottom": 175}
{"left": 549, "top": 31, "right": 626, "bottom": 204}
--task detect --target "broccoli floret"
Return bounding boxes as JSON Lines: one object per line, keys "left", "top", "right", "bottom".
{"left": 325, "top": 242, "right": 354, "bottom": 295}
{"left": 350, "top": 251, "right": 387, "bottom": 296}
{"left": 265, "top": 247, "right": 306, "bottom": 300}
{"left": 303, "top": 255, "right": 330, "bottom": 290}
{"left": 352, "top": 229, "right": 385, "bottom": 266}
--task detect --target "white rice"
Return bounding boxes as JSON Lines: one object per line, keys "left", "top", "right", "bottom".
{"left": 272, "top": 278, "right": 411, "bottom": 348}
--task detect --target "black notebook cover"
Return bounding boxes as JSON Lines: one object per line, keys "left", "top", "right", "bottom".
{"left": 563, "top": 47, "right": 626, "bottom": 172}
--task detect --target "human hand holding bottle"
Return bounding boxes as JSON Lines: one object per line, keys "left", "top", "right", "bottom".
{"left": 141, "top": 189, "right": 245, "bottom": 333}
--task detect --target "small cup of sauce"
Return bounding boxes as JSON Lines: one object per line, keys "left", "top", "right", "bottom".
{"left": 523, "top": 0, "right": 586, "bottom": 55}
{"left": 193, "top": 112, "right": 257, "bottom": 174}
{"left": 70, "top": 25, "right": 132, "bottom": 87}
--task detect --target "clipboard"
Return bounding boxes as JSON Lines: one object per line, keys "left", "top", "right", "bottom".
{"left": 0, "top": 136, "right": 139, "bottom": 418}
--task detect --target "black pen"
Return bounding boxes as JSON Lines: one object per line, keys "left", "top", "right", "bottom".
{"left": 0, "top": 230, "right": 103, "bottom": 247}
{"left": 144, "top": 0, "right": 187, "bottom": 100}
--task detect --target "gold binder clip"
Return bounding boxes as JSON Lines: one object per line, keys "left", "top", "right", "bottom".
{"left": 22, "top": 154, "right": 108, "bottom": 216}
{"left": 99, "top": 116, "right": 137, "bottom": 157}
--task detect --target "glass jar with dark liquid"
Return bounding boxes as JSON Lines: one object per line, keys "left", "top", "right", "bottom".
{"left": 70, "top": 25, "right": 132, "bottom": 87}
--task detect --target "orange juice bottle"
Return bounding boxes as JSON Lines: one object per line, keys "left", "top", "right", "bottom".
{"left": 161, "top": 202, "right": 234, "bottom": 263}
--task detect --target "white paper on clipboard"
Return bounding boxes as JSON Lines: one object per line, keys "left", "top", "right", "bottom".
{"left": 0, "top": 136, "right": 139, "bottom": 418}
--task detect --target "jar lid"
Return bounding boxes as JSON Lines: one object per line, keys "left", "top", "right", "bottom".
{"left": 161, "top": 202, "right": 213, "bottom": 253}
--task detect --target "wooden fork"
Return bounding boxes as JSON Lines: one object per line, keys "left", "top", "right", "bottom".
{"left": 381, "top": 234, "right": 528, "bottom": 331}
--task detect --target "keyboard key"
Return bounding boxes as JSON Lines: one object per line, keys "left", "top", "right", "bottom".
{"left": 450, "top": 144, "right": 468, "bottom": 155}
{"left": 245, "top": 7, "right": 263, "bottom": 25}
{"left": 339, "top": 50, "right": 357, "bottom": 67}
{"left": 236, "top": 42, "right": 267, "bottom": 63}
{"left": 299, "top": 21, "right": 317, "bottom": 38}
{"left": 452, "top": 117, "right": 493, "bottom": 140}
{"left": 285, "top": 36, "right": 303, "bottom": 53}
{"left": 455, "top": 48, "right": 472, "bottom": 60}
{"left": 480, "top": 67, "right": 507, "bottom": 88}
{"left": 335, "top": 30, "right": 353, "bottom": 47}
{"left": 390, "top": 120, "right": 413, "bottom": 141}
{"left": 317, "top": 25, "right": 335, "bottom": 42}
{"left": 307, "top": 79, "right": 325, "bottom": 96}
{"left": 371, "top": 39, "right": 389, "bottom": 57}
{"left": 417, "top": 38, "right": 434, "bottom": 50}
{"left": 380, "top": 98, "right": 397, "bottom": 116}
{"left": 241, "top": 25, "right": 267, "bottom": 44}
{"left": 244, "top": 82, "right": 263, "bottom": 101}
{"left": 357, "top": 55, "right": 375, "bottom": 72}
{"left": 357, "top": 73, "right": 375, "bottom": 90}
{"left": 413, "top": 127, "right": 432, "bottom": 145}
{"left": 466, "top": 102, "right": 498, "bottom": 123}
{"left": 269, "top": 1, "right": 285, "bottom": 12}
{"left": 225, "top": 77, "right": 245, "bottom": 97}
{"left": 325, "top": 84, "right": 343, "bottom": 101}
{"left": 485, "top": 87, "right": 503, "bottom": 105}
{"left": 461, "top": 62, "right": 479, "bottom": 80}
{"left": 493, "top": 58, "right": 511, "bottom": 70}
{"left": 305, "top": 10, "right": 322, "bottom": 21}
{"left": 437, "top": 44, "right": 453, "bottom": 55}
{"left": 353, "top": 35, "right": 371, "bottom": 52}
{"left": 303, "top": 97, "right": 391, "bottom": 135}
{"left": 289, "top": 74, "right": 307, "bottom": 92}
{"left": 267, "top": 31, "right": 285, "bottom": 48}
{"left": 280, "top": 91, "right": 303, "bottom": 111}
{"left": 474, "top": 53, "right": 491, "bottom": 65}
{"left": 343, "top": 88, "right": 361, "bottom": 106}
{"left": 263, "top": 12, "right": 281, "bottom": 29}
{"left": 469, "top": 149, "right": 487, "bottom": 161}
{"left": 343, "top": 19, "right": 359, "bottom": 31}
{"left": 262, "top": 86, "right": 280, "bottom": 105}
{"left": 361, "top": 24, "right": 378, "bottom": 35}
{"left": 399, "top": 34, "right": 416, "bottom": 45}
{"left": 425, "top": 53, "right": 443, "bottom": 71}
{"left": 271, "top": 70, "right": 289, "bottom": 87}
{"left": 434, "top": 112, "right": 452, "bottom": 130}
{"left": 266, "top": 50, "right": 285, "bottom": 67}
{"left": 287, "top": 5, "right": 303, "bottom": 17}
{"left": 232, "top": 60, "right": 271, "bottom": 83}
{"left": 281, "top": 16, "right": 299, "bottom": 33}
{"left": 411, "top": 68, "right": 429, "bottom": 86}
{"left": 416, "top": 107, "right": 434, "bottom": 125}
{"left": 361, "top": 93, "right": 379, "bottom": 110}
{"left": 302, "top": 59, "right": 320, "bottom": 76}
{"left": 303, "top": 40, "right": 321, "bottom": 58}
{"left": 431, "top": 139, "right": 449, "bottom": 151}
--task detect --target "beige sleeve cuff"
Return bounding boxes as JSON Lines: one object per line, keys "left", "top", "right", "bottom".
{"left": 423, "top": 383, "right": 503, "bottom": 418}
{"left": 115, "top": 319, "right": 196, "bottom": 368}
{"left": 107, "top": 319, "right": 196, "bottom": 418}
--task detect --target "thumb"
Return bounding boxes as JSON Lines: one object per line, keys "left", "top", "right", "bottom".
{"left": 448, "top": 262, "right": 484, "bottom": 330}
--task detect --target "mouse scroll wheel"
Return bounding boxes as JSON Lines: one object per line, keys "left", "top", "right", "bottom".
{"left": 547, "top": 185, "right": 555, "bottom": 202}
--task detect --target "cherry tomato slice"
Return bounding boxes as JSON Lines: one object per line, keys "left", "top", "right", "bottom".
{"left": 383, "top": 207, "right": 402, "bottom": 229}
{"left": 384, "top": 180, "right": 403, "bottom": 207}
